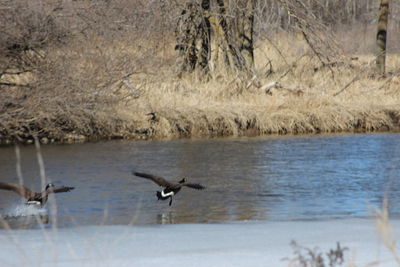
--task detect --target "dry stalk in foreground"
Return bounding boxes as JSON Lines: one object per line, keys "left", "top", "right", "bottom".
{"left": 285, "top": 240, "right": 348, "bottom": 266}
{"left": 375, "top": 198, "right": 400, "bottom": 265}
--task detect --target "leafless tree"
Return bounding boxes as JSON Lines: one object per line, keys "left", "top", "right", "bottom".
{"left": 376, "top": 0, "right": 389, "bottom": 75}
{"left": 175, "top": 0, "right": 256, "bottom": 79}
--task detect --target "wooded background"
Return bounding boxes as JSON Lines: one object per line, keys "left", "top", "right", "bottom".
{"left": 1, "top": 0, "right": 400, "bottom": 143}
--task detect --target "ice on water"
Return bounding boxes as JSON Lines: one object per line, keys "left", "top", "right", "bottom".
{"left": 0, "top": 218, "right": 399, "bottom": 267}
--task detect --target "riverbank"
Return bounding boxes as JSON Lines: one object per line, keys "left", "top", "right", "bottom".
{"left": 2, "top": 34, "right": 400, "bottom": 145}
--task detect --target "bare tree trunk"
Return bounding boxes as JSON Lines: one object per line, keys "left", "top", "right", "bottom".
{"left": 207, "top": 0, "right": 239, "bottom": 74}
{"left": 376, "top": 0, "right": 389, "bottom": 75}
{"left": 197, "top": 0, "right": 211, "bottom": 75}
{"left": 210, "top": 0, "right": 233, "bottom": 73}
{"left": 175, "top": 0, "right": 255, "bottom": 80}
{"left": 175, "top": 1, "right": 211, "bottom": 79}
{"left": 237, "top": 0, "right": 255, "bottom": 69}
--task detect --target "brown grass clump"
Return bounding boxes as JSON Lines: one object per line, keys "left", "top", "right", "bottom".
{"left": 1, "top": 1, "right": 400, "bottom": 144}
{"left": 285, "top": 240, "right": 348, "bottom": 266}
{"left": 122, "top": 33, "right": 400, "bottom": 140}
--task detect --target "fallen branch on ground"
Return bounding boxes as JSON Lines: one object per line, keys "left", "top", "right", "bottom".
{"left": 260, "top": 81, "right": 303, "bottom": 96}
{"left": 0, "top": 82, "right": 32, "bottom": 87}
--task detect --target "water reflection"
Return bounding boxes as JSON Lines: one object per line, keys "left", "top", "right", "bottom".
{"left": 0, "top": 133, "right": 399, "bottom": 228}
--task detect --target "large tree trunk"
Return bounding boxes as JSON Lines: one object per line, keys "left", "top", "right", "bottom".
{"left": 175, "top": 1, "right": 211, "bottom": 79}
{"left": 376, "top": 0, "right": 389, "bottom": 75}
{"left": 237, "top": 0, "right": 255, "bottom": 69}
{"left": 212, "top": 0, "right": 244, "bottom": 74}
{"left": 175, "top": 0, "right": 255, "bottom": 80}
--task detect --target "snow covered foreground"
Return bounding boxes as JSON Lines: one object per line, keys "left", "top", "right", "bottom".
{"left": 0, "top": 219, "right": 399, "bottom": 267}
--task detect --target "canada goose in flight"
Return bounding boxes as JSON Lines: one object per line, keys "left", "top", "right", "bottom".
{"left": 0, "top": 182, "right": 74, "bottom": 207}
{"left": 132, "top": 171, "right": 205, "bottom": 206}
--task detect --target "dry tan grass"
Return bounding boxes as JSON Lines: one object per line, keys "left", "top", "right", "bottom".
{"left": 1, "top": 30, "right": 400, "bottom": 143}
{"left": 114, "top": 33, "right": 400, "bottom": 141}
{"left": 1, "top": 0, "right": 400, "bottom": 144}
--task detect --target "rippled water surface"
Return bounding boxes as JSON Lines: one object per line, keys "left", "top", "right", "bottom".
{"left": 0, "top": 133, "right": 399, "bottom": 228}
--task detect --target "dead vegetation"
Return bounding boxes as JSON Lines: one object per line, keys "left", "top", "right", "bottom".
{"left": 0, "top": 0, "right": 169, "bottom": 143}
{"left": 1, "top": 0, "right": 400, "bottom": 144}
{"left": 285, "top": 241, "right": 348, "bottom": 267}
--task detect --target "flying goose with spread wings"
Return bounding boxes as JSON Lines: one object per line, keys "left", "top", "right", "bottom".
{"left": 0, "top": 182, "right": 74, "bottom": 207}
{"left": 132, "top": 171, "right": 205, "bottom": 206}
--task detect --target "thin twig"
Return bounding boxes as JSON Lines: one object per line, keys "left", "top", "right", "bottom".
{"left": 333, "top": 75, "right": 360, "bottom": 96}
{"left": 14, "top": 145, "right": 24, "bottom": 187}
{"left": 301, "top": 30, "right": 335, "bottom": 80}
{"left": 361, "top": 76, "right": 394, "bottom": 93}
{"left": 0, "top": 82, "right": 32, "bottom": 87}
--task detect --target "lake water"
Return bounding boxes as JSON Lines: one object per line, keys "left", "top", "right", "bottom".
{"left": 0, "top": 133, "right": 399, "bottom": 228}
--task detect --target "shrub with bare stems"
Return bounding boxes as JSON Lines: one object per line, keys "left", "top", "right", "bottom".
{"left": 0, "top": 0, "right": 175, "bottom": 143}
{"left": 1, "top": 0, "right": 400, "bottom": 144}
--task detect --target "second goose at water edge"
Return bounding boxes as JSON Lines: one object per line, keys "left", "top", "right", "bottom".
{"left": 132, "top": 171, "right": 205, "bottom": 206}
{"left": 0, "top": 182, "right": 74, "bottom": 207}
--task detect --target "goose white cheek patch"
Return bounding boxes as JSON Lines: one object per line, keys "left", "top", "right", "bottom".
{"left": 161, "top": 191, "right": 174, "bottom": 198}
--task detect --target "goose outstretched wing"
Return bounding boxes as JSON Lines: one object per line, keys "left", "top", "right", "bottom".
{"left": 182, "top": 183, "right": 206, "bottom": 190}
{"left": 0, "top": 182, "right": 35, "bottom": 199}
{"left": 46, "top": 186, "right": 75, "bottom": 194}
{"left": 132, "top": 171, "right": 173, "bottom": 187}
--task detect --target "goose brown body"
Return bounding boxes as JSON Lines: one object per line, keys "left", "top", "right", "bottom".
{"left": 0, "top": 182, "right": 74, "bottom": 207}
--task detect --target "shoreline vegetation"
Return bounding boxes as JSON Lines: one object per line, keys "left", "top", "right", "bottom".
{"left": 1, "top": 1, "right": 400, "bottom": 145}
